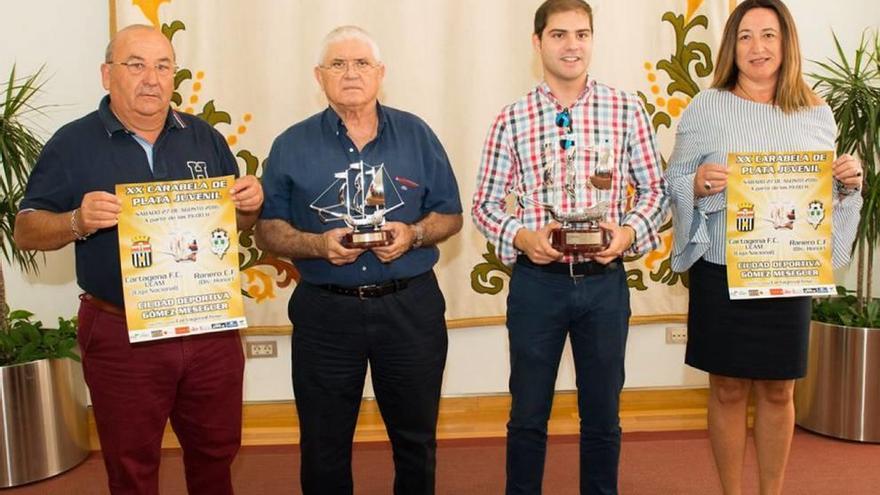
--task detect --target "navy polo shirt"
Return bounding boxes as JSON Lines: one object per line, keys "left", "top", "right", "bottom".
{"left": 19, "top": 95, "right": 240, "bottom": 308}
{"left": 261, "top": 104, "right": 462, "bottom": 286}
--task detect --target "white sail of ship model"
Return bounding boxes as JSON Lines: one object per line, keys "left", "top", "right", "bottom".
{"left": 310, "top": 161, "right": 404, "bottom": 247}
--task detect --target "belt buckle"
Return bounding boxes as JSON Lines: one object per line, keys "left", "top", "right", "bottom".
{"left": 357, "top": 284, "right": 379, "bottom": 300}
{"left": 568, "top": 262, "right": 584, "bottom": 280}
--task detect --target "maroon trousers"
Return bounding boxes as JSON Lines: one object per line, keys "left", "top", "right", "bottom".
{"left": 78, "top": 297, "right": 244, "bottom": 495}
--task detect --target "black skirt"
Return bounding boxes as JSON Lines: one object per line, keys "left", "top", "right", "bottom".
{"left": 685, "top": 259, "right": 811, "bottom": 380}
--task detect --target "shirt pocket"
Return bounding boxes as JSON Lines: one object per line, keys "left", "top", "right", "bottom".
{"left": 386, "top": 171, "right": 425, "bottom": 223}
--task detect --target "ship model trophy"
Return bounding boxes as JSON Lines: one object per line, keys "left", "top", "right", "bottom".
{"left": 517, "top": 137, "right": 615, "bottom": 255}
{"left": 310, "top": 160, "right": 404, "bottom": 248}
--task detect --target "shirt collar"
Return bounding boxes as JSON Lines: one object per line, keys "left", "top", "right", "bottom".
{"left": 97, "top": 94, "right": 187, "bottom": 137}
{"left": 323, "top": 101, "right": 387, "bottom": 136}
{"left": 537, "top": 78, "right": 597, "bottom": 109}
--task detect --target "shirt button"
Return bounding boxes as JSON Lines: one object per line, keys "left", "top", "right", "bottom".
{"left": 361, "top": 266, "right": 367, "bottom": 271}
{"left": 336, "top": 131, "right": 339, "bottom": 135}
{"left": 349, "top": 147, "right": 354, "bottom": 152}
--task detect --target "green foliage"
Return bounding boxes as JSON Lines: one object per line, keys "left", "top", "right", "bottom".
{"left": 0, "top": 310, "right": 79, "bottom": 366}
{"left": 162, "top": 22, "right": 191, "bottom": 107}
{"left": 470, "top": 242, "right": 512, "bottom": 295}
{"left": 812, "top": 287, "right": 880, "bottom": 328}
{"left": 171, "top": 68, "right": 193, "bottom": 106}
{"left": 637, "top": 91, "right": 673, "bottom": 131}
{"left": 809, "top": 30, "right": 880, "bottom": 324}
{"left": 655, "top": 13, "right": 714, "bottom": 99}
{"left": 626, "top": 268, "right": 647, "bottom": 291}
{"left": 810, "top": 31, "right": 880, "bottom": 253}
{"left": 173, "top": 68, "right": 193, "bottom": 90}
{"left": 1, "top": 67, "right": 79, "bottom": 364}
{"left": 196, "top": 100, "right": 232, "bottom": 126}
{"left": 1, "top": 66, "right": 43, "bottom": 274}
{"left": 161, "top": 20, "right": 186, "bottom": 42}
{"left": 236, "top": 149, "right": 265, "bottom": 177}
{"left": 640, "top": 12, "right": 713, "bottom": 136}
{"left": 648, "top": 256, "right": 689, "bottom": 288}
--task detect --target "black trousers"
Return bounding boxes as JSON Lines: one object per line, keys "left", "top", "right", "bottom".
{"left": 289, "top": 271, "right": 448, "bottom": 495}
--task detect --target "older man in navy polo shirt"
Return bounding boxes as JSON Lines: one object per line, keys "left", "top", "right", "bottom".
{"left": 15, "top": 25, "right": 263, "bottom": 495}
{"left": 256, "top": 25, "right": 462, "bottom": 495}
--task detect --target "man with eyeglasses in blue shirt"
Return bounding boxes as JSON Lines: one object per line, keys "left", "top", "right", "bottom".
{"left": 15, "top": 24, "right": 263, "bottom": 494}
{"left": 472, "top": 1, "right": 667, "bottom": 493}
{"left": 256, "top": 25, "right": 462, "bottom": 495}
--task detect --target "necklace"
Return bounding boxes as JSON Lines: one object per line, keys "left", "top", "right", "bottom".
{"left": 736, "top": 83, "right": 773, "bottom": 104}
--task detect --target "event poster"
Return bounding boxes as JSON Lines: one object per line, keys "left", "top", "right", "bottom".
{"left": 116, "top": 175, "right": 247, "bottom": 342}
{"left": 725, "top": 151, "right": 835, "bottom": 300}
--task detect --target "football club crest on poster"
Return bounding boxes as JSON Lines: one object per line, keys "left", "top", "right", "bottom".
{"left": 736, "top": 203, "right": 755, "bottom": 232}
{"left": 131, "top": 236, "right": 153, "bottom": 268}
{"left": 210, "top": 228, "right": 230, "bottom": 259}
{"left": 806, "top": 200, "right": 825, "bottom": 230}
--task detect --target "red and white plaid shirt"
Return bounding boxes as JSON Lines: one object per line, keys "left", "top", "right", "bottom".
{"left": 472, "top": 80, "right": 668, "bottom": 265}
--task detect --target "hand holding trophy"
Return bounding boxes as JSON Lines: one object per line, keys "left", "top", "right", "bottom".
{"left": 310, "top": 161, "right": 404, "bottom": 248}
{"left": 517, "top": 108, "right": 616, "bottom": 255}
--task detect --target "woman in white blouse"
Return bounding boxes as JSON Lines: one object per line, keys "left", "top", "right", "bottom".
{"left": 665, "top": 1, "right": 863, "bottom": 494}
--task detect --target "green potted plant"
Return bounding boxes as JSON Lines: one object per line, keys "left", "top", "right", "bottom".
{"left": 795, "top": 31, "right": 880, "bottom": 442}
{"left": 0, "top": 65, "right": 89, "bottom": 487}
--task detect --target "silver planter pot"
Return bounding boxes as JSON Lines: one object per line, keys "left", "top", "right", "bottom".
{"left": 795, "top": 321, "right": 880, "bottom": 442}
{"left": 0, "top": 358, "right": 89, "bottom": 487}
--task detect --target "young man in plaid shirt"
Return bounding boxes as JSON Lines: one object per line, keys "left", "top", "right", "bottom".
{"left": 471, "top": 1, "right": 667, "bottom": 493}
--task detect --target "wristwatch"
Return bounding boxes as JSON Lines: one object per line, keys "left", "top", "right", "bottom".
{"left": 411, "top": 223, "right": 425, "bottom": 249}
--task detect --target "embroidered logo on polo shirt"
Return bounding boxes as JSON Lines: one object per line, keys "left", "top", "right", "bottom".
{"left": 186, "top": 161, "right": 208, "bottom": 179}
{"left": 131, "top": 236, "right": 153, "bottom": 268}
{"left": 394, "top": 176, "right": 419, "bottom": 191}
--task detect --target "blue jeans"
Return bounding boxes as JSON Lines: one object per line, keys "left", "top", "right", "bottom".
{"left": 505, "top": 262, "right": 630, "bottom": 495}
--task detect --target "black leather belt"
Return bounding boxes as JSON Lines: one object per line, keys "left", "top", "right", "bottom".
{"left": 516, "top": 255, "right": 620, "bottom": 277}
{"left": 80, "top": 293, "right": 126, "bottom": 316}
{"left": 320, "top": 272, "right": 429, "bottom": 299}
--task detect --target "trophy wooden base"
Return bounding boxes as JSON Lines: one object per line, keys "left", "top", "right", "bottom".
{"left": 551, "top": 227, "right": 609, "bottom": 254}
{"left": 342, "top": 230, "right": 392, "bottom": 249}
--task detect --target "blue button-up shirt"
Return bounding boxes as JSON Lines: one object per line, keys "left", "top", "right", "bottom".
{"left": 261, "top": 104, "right": 461, "bottom": 286}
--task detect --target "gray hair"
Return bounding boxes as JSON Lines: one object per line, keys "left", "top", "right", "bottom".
{"left": 316, "top": 26, "right": 382, "bottom": 66}
{"left": 105, "top": 24, "right": 176, "bottom": 63}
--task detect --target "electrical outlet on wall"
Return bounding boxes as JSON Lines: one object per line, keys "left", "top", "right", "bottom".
{"left": 665, "top": 327, "right": 688, "bottom": 344}
{"left": 246, "top": 341, "right": 278, "bottom": 358}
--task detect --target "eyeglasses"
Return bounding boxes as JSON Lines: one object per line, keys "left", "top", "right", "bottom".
{"left": 107, "top": 61, "right": 177, "bottom": 76}
{"left": 556, "top": 108, "right": 575, "bottom": 150}
{"left": 319, "top": 59, "right": 379, "bottom": 75}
